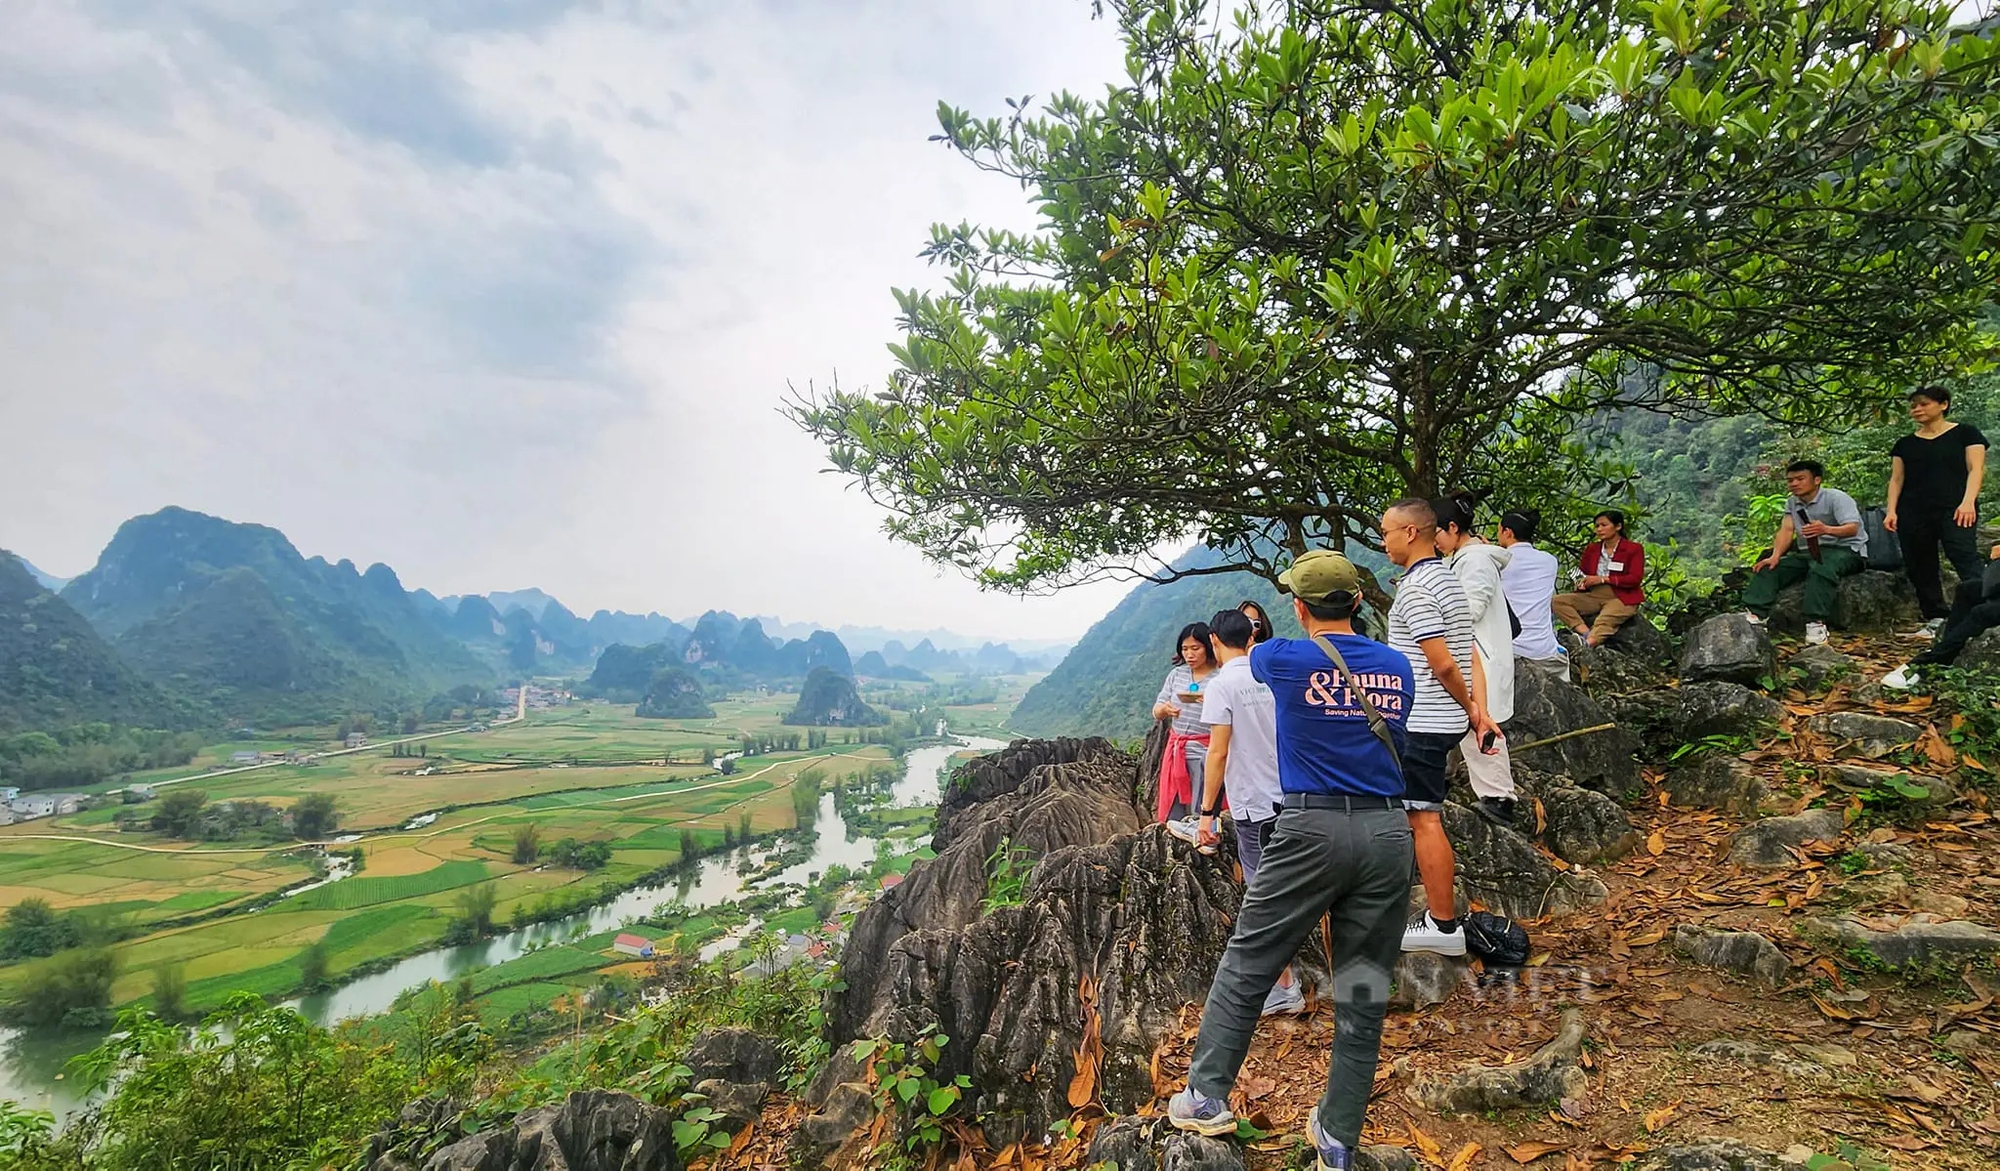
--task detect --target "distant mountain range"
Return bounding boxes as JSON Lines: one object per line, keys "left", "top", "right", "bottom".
{"left": 746, "top": 615, "right": 1071, "bottom": 660}
{"left": 1009, "top": 543, "right": 1390, "bottom": 742}
{"left": 1, "top": 506, "right": 1072, "bottom": 734}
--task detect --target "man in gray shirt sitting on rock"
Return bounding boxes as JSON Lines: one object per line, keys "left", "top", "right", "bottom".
{"left": 1741, "top": 459, "right": 1867, "bottom": 646}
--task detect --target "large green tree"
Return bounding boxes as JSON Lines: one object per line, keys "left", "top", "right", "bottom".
{"left": 792, "top": 0, "right": 2000, "bottom": 589}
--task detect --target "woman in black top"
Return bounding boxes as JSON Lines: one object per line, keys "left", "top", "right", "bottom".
{"left": 1886, "top": 386, "right": 1989, "bottom": 623}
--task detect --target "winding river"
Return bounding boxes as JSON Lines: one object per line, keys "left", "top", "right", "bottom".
{"left": 0, "top": 735, "right": 1004, "bottom": 1119}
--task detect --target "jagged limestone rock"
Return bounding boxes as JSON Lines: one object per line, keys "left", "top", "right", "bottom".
{"left": 1561, "top": 620, "right": 1674, "bottom": 695}
{"left": 1085, "top": 1117, "right": 1160, "bottom": 1171}
{"left": 1411, "top": 1007, "right": 1588, "bottom": 1114}
{"left": 1663, "top": 755, "right": 1767, "bottom": 814}
{"left": 1389, "top": 950, "right": 1473, "bottom": 1010}
{"left": 1608, "top": 682, "right": 1780, "bottom": 763}
{"left": 1537, "top": 783, "right": 1640, "bottom": 863}
{"left": 1727, "top": 809, "right": 1844, "bottom": 868}
{"left": 1803, "top": 712, "right": 1922, "bottom": 759}
{"left": 1630, "top": 1138, "right": 1787, "bottom": 1170}
{"left": 684, "top": 1028, "right": 782, "bottom": 1085}
{"left": 1160, "top": 1134, "right": 1247, "bottom": 1171}
{"left": 692, "top": 1080, "right": 767, "bottom": 1134}
{"left": 408, "top": 1090, "right": 683, "bottom": 1171}
{"left": 1673, "top": 925, "right": 1789, "bottom": 987}
{"left": 1768, "top": 570, "right": 1921, "bottom": 636}
{"left": 1442, "top": 804, "right": 1608, "bottom": 919}
{"left": 1784, "top": 645, "right": 1857, "bottom": 691}
{"left": 1503, "top": 666, "right": 1640, "bottom": 795}
{"left": 1959, "top": 627, "right": 2000, "bottom": 672}
{"left": 1800, "top": 915, "right": 2000, "bottom": 969}
{"left": 1679, "top": 614, "right": 1776, "bottom": 687}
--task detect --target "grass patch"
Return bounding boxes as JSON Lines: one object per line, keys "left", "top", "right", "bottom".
{"left": 155, "top": 890, "right": 240, "bottom": 913}
{"left": 470, "top": 946, "right": 607, "bottom": 994}
{"left": 291, "top": 860, "right": 489, "bottom": 911}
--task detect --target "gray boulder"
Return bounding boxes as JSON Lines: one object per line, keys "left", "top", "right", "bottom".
{"left": 1662, "top": 755, "right": 1766, "bottom": 814}
{"left": 1801, "top": 915, "right": 2000, "bottom": 970}
{"left": 1085, "top": 1117, "right": 1160, "bottom": 1171}
{"left": 1630, "top": 1139, "right": 1786, "bottom": 1170}
{"left": 1389, "top": 950, "right": 1473, "bottom": 1010}
{"left": 1561, "top": 620, "right": 1674, "bottom": 696}
{"left": 1673, "top": 925, "right": 1789, "bottom": 987}
{"left": 1821, "top": 764, "right": 1955, "bottom": 822}
{"left": 1357, "top": 1149, "right": 1420, "bottom": 1171}
{"left": 692, "top": 1080, "right": 767, "bottom": 1134}
{"left": 1768, "top": 570, "right": 1920, "bottom": 636}
{"left": 796, "top": 1081, "right": 873, "bottom": 1157}
{"left": 1160, "top": 1134, "right": 1246, "bottom": 1171}
{"left": 1503, "top": 666, "right": 1640, "bottom": 795}
{"left": 415, "top": 1090, "right": 683, "bottom": 1171}
{"left": 1803, "top": 712, "right": 1922, "bottom": 759}
{"left": 1443, "top": 803, "right": 1608, "bottom": 919}
{"left": 1537, "top": 783, "right": 1640, "bottom": 863}
{"left": 1784, "top": 645, "right": 1857, "bottom": 691}
{"left": 684, "top": 1028, "right": 782, "bottom": 1086}
{"left": 1673, "top": 682, "right": 1784, "bottom": 741}
{"left": 1679, "top": 614, "right": 1776, "bottom": 686}
{"left": 1411, "top": 1007, "right": 1589, "bottom": 1113}
{"left": 1958, "top": 627, "right": 2000, "bottom": 672}
{"left": 1727, "top": 808, "right": 1844, "bottom": 868}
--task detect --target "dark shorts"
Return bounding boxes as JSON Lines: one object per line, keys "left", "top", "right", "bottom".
{"left": 1235, "top": 816, "right": 1277, "bottom": 884}
{"left": 1400, "top": 730, "right": 1459, "bottom": 812}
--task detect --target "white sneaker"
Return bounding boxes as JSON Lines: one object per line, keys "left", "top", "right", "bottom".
{"left": 1743, "top": 611, "right": 1766, "bottom": 626}
{"left": 1805, "top": 621, "right": 1829, "bottom": 646}
{"left": 1401, "top": 912, "right": 1468, "bottom": 956}
{"left": 1882, "top": 664, "right": 1920, "bottom": 691}
{"left": 1920, "top": 618, "right": 1945, "bottom": 639}
{"left": 1164, "top": 816, "right": 1216, "bottom": 855}
{"left": 1260, "top": 979, "right": 1305, "bottom": 1017}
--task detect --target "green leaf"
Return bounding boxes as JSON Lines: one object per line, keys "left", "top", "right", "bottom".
{"left": 927, "top": 1085, "right": 960, "bottom": 1116}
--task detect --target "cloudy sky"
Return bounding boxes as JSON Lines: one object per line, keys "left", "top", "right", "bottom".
{"left": 0, "top": 0, "right": 1146, "bottom": 642}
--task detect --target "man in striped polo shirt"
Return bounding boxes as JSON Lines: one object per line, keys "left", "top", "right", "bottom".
{"left": 1381, "top": 498, "right": 1503, "bottom": 956}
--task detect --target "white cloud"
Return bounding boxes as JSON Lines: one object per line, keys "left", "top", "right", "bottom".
{"left": 0, "top": 0, "right": 1144, "bottom": 641}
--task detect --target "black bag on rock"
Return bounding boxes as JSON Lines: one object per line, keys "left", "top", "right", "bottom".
{"left": 1462, "top": 911, "right": 1531, "bottom": 966}
{"left": 1863, "top": 505, "right": 1903, "bottom": 571}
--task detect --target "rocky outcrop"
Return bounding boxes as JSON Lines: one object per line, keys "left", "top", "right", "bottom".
{"left": 1800, "top": 915, "right": 2000, "bottom": 970}
{"left": 1767, "top": 570, "right": 1920, "bottom": 636}
{"left": 839, "top": 737, "right": 1145, "bottom": 1039}
{"left": 1960, "top": 627, "right": 2000, "bottom": 672}
{"left": 1679, "top": 615, "right": 1775, "bottom": 687}
{"left": 832, "top": 737, "right": 1241, "bottom": 1149}
{"left": 693, "top": 1080, "right": 768, "bottom": 1133}
{"left": 1784, "top": 645, "right": 1856, "bottom": 691}
{"left": 1803, "top": 712, "right": 1921, "bottom": 758}
{"left": 1503, "top": 666, "right": 1640, "bottom": 796}
{"left": 1630, "top": 1139, "right": 1786, "bottom": 1170}
{"left": 1411, "top": 1007, "right": 1589, "bottom": 1114}
{"left": 1663, "top": 755, "right": 1766, "bottom": 814}
{"left": 1389, "top": 951, "right": 1473, "bottom": 1010}
{"left": 1618, "top": 681, "right": 1782, "bottom": 763}
{"left": 1727, "top": 809, "right": 1844, "bottom": 868}
{"left": 684, "top": 1028, "right": 782, "bottom": 1086}
{"left": 385, "top": 1090, "right": 684, "bottom": 1171}
{"left": 1673, "top": 925, "right": 1789, "bottom": 987}
{"left": 1561, "top": 620, "right": 1674, "bottom": 695}
{"left": 1441, "top": 804, "right": 1608, "bottom": 918}
{"left": 1536, "top": 782, "right": 1639, "bottom": 863}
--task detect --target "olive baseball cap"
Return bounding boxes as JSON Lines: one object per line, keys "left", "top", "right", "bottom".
{"left": 1277, "top": 549, "right": 1361, "bottom": 604}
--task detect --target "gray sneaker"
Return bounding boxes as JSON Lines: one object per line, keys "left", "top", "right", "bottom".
{"left": 1307, "top": 1106, "right": 1353, "bottom": 1170}
{"left": 1166, "top": 1086, "right": 1235, "bottom": 1136}
{"left": 1260, "top": 980, "right": 1305, "bottom": 1017}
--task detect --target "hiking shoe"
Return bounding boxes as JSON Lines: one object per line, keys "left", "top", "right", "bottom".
{"left": 1474, "top": 797, "right": 1518, "bottom": 829}
{"left": 1805, "top": 621, "right": 1829, "bottom": 646}
{"left": 1401, "top": 912, "right": 1467, "bottom": 956}
{"left": 1306, "top": 1106, "right": 1353, "bottom": 1170}
{"left": 1260, "top": 979, "right": 1305, "bottom": 1017}
{"left": 1882, "top": 664, "right": 1920, "bottom": 691}
{"left": 1164, "top": 817, "right": 1216, "bottom": 855}
{"left": 1166, "top": 1086, "right": 1236, "bottom": 1137}
{"left": 1920, "top": 618, "right": 1945, "bottom": 639}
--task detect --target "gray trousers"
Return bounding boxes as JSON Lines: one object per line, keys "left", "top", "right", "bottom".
{"left": 1186, "top": 803, "right": 1412, "bottom": 1148}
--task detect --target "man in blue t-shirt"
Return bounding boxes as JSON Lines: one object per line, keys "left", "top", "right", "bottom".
{"left": 1169, "top": 549, "right": 1416, "bottom": 1170}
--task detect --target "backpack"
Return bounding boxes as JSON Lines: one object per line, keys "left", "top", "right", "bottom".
{"left": 1462, "top": 911, "right": 1531, "bottom": 966}
{"left": 1863, "top": 505, "right": 1903, "bottom": 571}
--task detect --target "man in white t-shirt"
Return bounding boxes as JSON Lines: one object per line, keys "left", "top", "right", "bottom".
{"left": 1496, "top": 509, "right": 1566, "bottom": 676}
{"left": 1186, "top": 609, "right": 1298, "bottom": 1015}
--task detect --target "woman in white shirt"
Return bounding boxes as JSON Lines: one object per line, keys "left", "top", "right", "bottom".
{"left": 1434, "top": 495, "right": 1520, "bottom": 828}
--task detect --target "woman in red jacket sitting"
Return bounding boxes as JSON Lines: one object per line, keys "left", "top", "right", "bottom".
{"left": 1552, "top": 510, "right": 1645, "bottom": 646}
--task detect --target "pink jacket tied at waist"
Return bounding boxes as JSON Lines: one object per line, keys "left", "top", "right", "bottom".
{"left": 1155, "top": 729, "right": 1213, "bottom": 823}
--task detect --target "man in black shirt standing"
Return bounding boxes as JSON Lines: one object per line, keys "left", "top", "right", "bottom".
{"left": 1887, "top": 386, "right": 1988, "bottom": 629}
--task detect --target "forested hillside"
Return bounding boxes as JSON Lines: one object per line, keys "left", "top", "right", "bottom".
{"left": 0, "top": 552, "right": 188, "bottom": 734}
{"left": 1009, "top": 547, "right": 1304, "bottom": 741}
